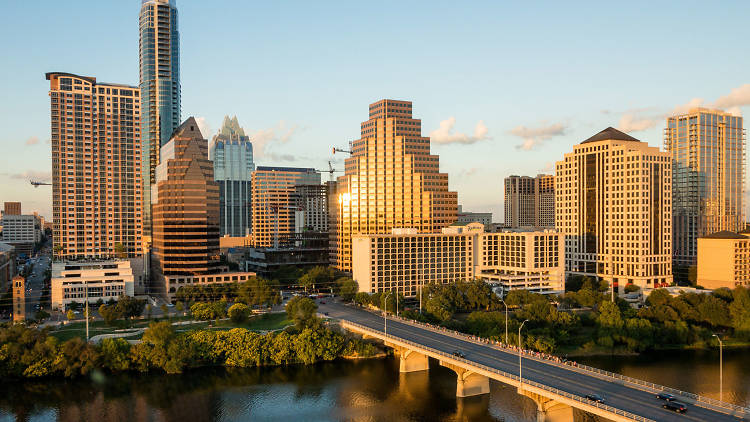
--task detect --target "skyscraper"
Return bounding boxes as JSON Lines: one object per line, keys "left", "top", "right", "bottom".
{"left": 333, "top": 99, "right": 458, "bottom": 271}
{"left": 555, "top": 127, "right": 672, "bottom": 292}
{"left": 210, "top": 116, "right": 254, "bottom": 237}
{"left": 504, "top": 174, "right": 555, "bottom": 228}
{"left": 46, "top": 72, "right": 142, "bottom": 259}
{"left": 152, "top": 117, "right": 220, "bottom": 284}
{"left": 140, "top": 0, "right": 180, "bottom": 239}
{"left": 251, "top": 167, "right": 320, "bottom": 248}
{"left": 665, "top": 108, "right": 745, "bottom": 271}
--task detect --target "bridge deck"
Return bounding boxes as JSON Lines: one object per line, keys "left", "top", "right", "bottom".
{"left": 320, "top": 301, "right": 748, "bottom": 422}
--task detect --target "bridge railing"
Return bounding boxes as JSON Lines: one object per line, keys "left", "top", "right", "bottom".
{"left": 371, "top": 311, "right": 750, "bottom": 418}
{"left": 343, "top": 320, "right": 656, "bottom": 422}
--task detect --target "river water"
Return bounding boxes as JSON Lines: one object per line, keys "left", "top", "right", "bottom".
{"left": 0, "top": 349, "right": 747, "bottom": 422}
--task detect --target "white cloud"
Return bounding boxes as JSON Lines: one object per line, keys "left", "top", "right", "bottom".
{"left": 10, "top": 170, "right": 52, "bottom": 181}
{"left": 618, "top": 113, "right": 658, "bottom": 132}
{"left": 509, "top": 123, "right": 566, "bottom": 150}
{"left": 25, "top": 136, "right": 39, "bottom": 146}
{"left": 251, "top": 121, "right": 299, "bottom": 158}
{"left": 430, "top": 117, "right": 491, "bottom": 145}
{"left": 672, "top": 98, "right": 705, "bottom": 115}
{"left": 195, "top": 117, "right": 213, "bottom": 141}
{"left": 715, "top": 84, "right": 750, "bottom": 111}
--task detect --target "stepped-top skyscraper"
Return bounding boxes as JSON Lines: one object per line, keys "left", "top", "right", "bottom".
{"left": 665, "top": 108, "right": 745, "bottom": 271}
{"left": 140, "top": 0, "right": 180, "bottom": 239}
{"left": 333, "top": 99, "right": 458, "bottom": 271}
{"left": 210, "top": 116, "right": 255, "bottom": 237}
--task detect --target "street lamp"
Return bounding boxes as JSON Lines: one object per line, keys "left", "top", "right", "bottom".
{"left": 384, "top": 291, "right": 392, "bottom": 336}
{"left": 712, "top": 334, "right": 723, "bottom": 401}
{"left": 500, "top": 297, "right": 509, "bottom": 345}
{"left": 518, "top": 319, "right": 529, "bottom": 391}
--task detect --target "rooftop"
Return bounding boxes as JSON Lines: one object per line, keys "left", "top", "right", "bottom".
{"left": 581, "top": 127, "right": 642, "bottom": 144}
{"left": 702, "top": 230, "right": 748, "bottom": 240}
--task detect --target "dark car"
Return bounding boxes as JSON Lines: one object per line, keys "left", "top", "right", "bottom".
{"left": 656, "top": 392, "right": 677, "bottom": 401}
{"left": 585, "top": 394, "right": 605, "bottom": 403}
{"left": 452, "top": 350, "right": 465, "bottom": 358}
{"left": 662, "top": 401, "right": 687, "bottom": 413}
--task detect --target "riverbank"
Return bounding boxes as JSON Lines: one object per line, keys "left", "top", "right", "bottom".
{"left": 560, "top": 339, "right": 750, "bottom": 357}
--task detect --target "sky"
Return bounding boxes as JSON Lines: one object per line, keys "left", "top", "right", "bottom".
{"left": 2, "top": 0, "right": 750, "bottom": 221}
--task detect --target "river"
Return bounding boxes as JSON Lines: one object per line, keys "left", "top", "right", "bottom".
{"left": 0, "top": 348, "right": 747, "bottom": 422}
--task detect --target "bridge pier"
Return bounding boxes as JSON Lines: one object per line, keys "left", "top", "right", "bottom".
{"left": 440, "top": 362, "right": 490, "bottom": 397}
{"left": 519, "top": 389, "right": 574, "bottom": 422}
{"left": 386, "top": 343, "right": 430, "bottom": 373}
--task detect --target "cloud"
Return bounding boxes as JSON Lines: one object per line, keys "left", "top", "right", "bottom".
{"left": 25, "top": 136, "right": 39, "bottom": 146}
{"left": 509, "top": 123, "right": 566, "bottom": 150}
{"left": 618, "top": 113, "right": 658, "bottom": 132}
{"left": 541, "top": 161, "right": 555, "bottom": 173}
{"left": 195, "top": 117, "right": 213, "bottom": 141}
{"left": 672, "top": 98, "right": 705, "bottom": 115}
{"left": 9, "top": 170, "right": 52, "bottom": 181}
{"left": 266, "top": 153, "right": 297, "bottom": 162}
{"left": 250, "top": 121, "right": 299, "bottom": 158}
{"left": 715, "top": 84, "right": 750, "bottom": 111}
{"left": 457, "top": 167, "right": 479, "bottom": 177}
{"left": 430, "top": 117, "right": 491, "bottom": 145}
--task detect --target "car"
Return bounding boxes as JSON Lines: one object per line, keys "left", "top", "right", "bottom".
{"left": 662, "top": 401, "right": 687, "bottom": 413}
{"left": 320, "top": 301, "right": 326, "bottom": 304}
{"left": 585, "top": 394, "right": 605, "bottom": 403}
{"left": 452, "top": 350, "right": 466, "bottom": 358}
{"left": 656, "top": 392, "right": 677, "bottom": 401}
{"left": 323, "top": 312, "right": 329, "bottom": 316}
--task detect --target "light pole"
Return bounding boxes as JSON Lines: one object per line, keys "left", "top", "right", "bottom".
{"left": 518, "top": 319, "right": 529, "bottom": 391}
{"left": 713, "top": 334, "right": 723, "bottom": 401}
{"left": 500, "top": 297, "right": 509, "bottom": 345}
{"left": 384, "top": 291, "right": 392, "bottom": 336}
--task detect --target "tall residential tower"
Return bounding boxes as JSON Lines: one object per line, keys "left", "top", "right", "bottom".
{"left": 210, "top": 116, "right": 254, "bottom": 237}
{"left": 504, "top": 174, "right": 555, "bottom": 228}
{"left": 665, "top": 108, "right": 745, "bottom": 271}
{"left": 140, "top": 0, "right": 180, "bottom": 239}
{"left": 333, "top": 99, "right": 458, "bottom": 271}
{"left": 47, "top": 72, "right": 142, "bottom": 259}
{"left": 555, "top": 127, "right": 672, "bottom": 292}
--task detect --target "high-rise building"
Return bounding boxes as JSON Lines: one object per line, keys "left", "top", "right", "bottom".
{"left": 210, "top": 116, "right": 254, "bottom": 237}
{"left": 140, "top": 0, "right": 180, "bottom": 239}
{"left": 152, "top": 118, "right": 220, "bottom": 286}
{"left": 334, "top": 99, "right": 458, "bottom": 271}
{"left": 293, "top": 184, "right": 329, "bottom": 233}
{"left": 47, "top": 72, "right": 142, "bottom": 260}
{"left": 665, "top": 108, "right": 745, "bottom": 270}
{"left": 697, "top": 231, "right": 750, "bottom": 290}
{"left": 0, "top": 215, "right": 40, "bottom": 256}
{"left": 504, "top": 174, "right": 554, "bottom": 228}
{"left": 3, "top": 202, "right": 21, "bottom": 216}
{"left": 251, "top": 167, "right": 320, "bottom": 248}
{"left": 555, "top": 127, "right": 673, "bottom": 292}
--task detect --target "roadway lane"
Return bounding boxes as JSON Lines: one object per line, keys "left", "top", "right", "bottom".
{"left": 24, "top": 255, "right": 50, "bottom": 316}
{"left": 321, "top": 301, "right": 746, "bottom": 422}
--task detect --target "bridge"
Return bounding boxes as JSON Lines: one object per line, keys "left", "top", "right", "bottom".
{"left": 320, "top": 301, "right": 749, "bottom": 422}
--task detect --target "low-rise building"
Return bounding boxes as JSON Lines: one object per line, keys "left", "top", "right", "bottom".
{"left": 1, "top": 214, "right": 41, "bottom": 256}
{"left": 51, "top": 261, "right": 137, "bottom": 310}
{"left": 164, "top": 271, "right": 256, "bottom": 302}
{"left": 697, "top": 231, "right": 750, "bottom": 290}
{"left": 12, "top": 275, "right": 25, "bottom": 321}
{"left": 352, "top": 222, "right": 563, "bottom": 297}
{"left": 455, "top": 205, "right": 493, "bottom": 226}
{"left": 0, "top": 243, "right": 16, "bottom": 293}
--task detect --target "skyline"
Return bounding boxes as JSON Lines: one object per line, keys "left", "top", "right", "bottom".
{"left": 3, "top": 1, "right": 750, "bottom": 220}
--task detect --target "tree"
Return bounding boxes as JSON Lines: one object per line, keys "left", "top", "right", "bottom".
{"left": 34, "top": 309, "right": 50, "bottom": 321}
{"left": 335, "top": 277, "right": 358, "bottom": 301}
{"left": 99, "top": 304, "right": 122, "bottom": 326}
{"left": 99, "top": 338, "right": 131, "bottom": 371}
{"left": 175, "top": 301, "right": 185, "bottom": 316}
{"left": 228, "top": 303, "right": 251, "bottom": 324}
{"left": 597, "top": 301, "right": 624, "bottom": 331}
{"left": 729, "top": 286, "right": 750, "bottom": 339}
{"left": 354, "top": 292, "right": 371, "bottom": 307}
{"left": 238, "top": 277, "right": 281, "bottom": 307}
{"left": 191, "top": 303, "right": 220, "bottom": 321}
{"left": 298, "top": 266, "right": 335, "bottom": 293}
{"left": 66, "top": 309, "right": 76, "bottom": 321}
{"left": 285, "top": 296, "right": 318, "bottom": 328}
{"left": 116, "top": 295, "right": 146, "bottom": 319}
{"left": 160, "top": 304, "right": 169, "bottom": 318}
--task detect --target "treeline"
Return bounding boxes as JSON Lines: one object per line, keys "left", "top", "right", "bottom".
{"left": 0, "top": 320, "right": 378, "bottom": 379}
{"left": 403, "top": 278, "right": 750, "bottom": 354}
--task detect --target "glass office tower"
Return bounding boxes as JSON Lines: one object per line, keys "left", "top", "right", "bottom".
{"left": 210, "top": 116, "right": 255, "bottom": 237}
{"left": 665, "top": 108, "right": 745, "bottom": 271}
{"left": 139, "top": 0, "right": 180, "bottom": 239}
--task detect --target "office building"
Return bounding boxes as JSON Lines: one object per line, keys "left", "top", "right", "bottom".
{"left": 3, "top": 202, "right": 21, "bottom": 216}
{"left": 140, "top": 0, "right": 181, "bottom": 238}
{"left": 12, "top": 276, "right": 25, "bottom": 322}
{"left": 51, "top": 260, "right": 137, "bottom": 311}
{"left": 46, "top": 72, "right": 142, "bottom": 259}
{"left": 251, "top": 167, "right": 320, "bottom": 248}
{"left": 555, "top": 127, "right": 672, "bottom": 292}
{"left": 0, "top": 243, "right": 16, "bottom": 292}
{"left": 352, "top": 223, "right": 563, "bottom": 297}
{"left": 210, "top": 116, "right": 254, "bottom": 237}
{"left": 696, "top": 231, "right": 750, "bottom": 290}
{"left": 0, "top": 214, "right": 40, "bottom": 256}
{"left": 504, "top": 174, "right": 555, "bottom": 228}
{"left": 334, "top": 99, "right": 458, "bottom": 271}
{"left": 242, "top": 232, "right": 330, "bottom": 279}
{"left": 293, "top": 184, "right": 329, "bottom": 233}
{"left": 665, "top": 108, "right": 745, "bottom": 271}
{"left": 456, "top": 205, "right": 493, "bottom": 226}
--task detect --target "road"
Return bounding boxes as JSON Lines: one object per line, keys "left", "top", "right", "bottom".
{"left": 24, "top": 254, "right": 50, "bottom": 316}
{"left": 320, "top": 301, "right": 747, "bottom": 422}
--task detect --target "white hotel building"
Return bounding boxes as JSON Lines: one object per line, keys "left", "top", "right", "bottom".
{"left": 352, "top": 222, "right": 563, "bottom": 297}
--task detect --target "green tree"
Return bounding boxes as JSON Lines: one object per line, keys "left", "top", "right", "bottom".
{"left": 53, "top": 337, "right": 99, "bottom": 377}
{"left": 285, "top": 296, "right": 318, "bottom": 328}
{"left": 99, "top": 338, "right": 131, "bottom": 371}
{"left": 66, "top": 309, "right": 76, "bottom": 321}
{"left": 298, "top": 266, "right": 335, "bottom": 293}
{"left": 228, "top": 303, "right": 251, "bottom": 324}
{"left": 175, "top": 301, "right": 184, "bottom": 316}
{"left": 238, "top": 277, "right": 281, "bottom": 307}
{"left": 729, "top": 286, "right": 750, "bottom": 339}
{"left": 160, "top": 303, "right": 169, "bottom": 318}
{"left": 116, "top": 295, "right": 146, "bottom": 319}
{"left": 597, "top": 301, "right": 624, "bottom": 331}
{"left": 335, "top": 277, "right": 358, "bottom": 301}
{"left": 354, "top": 292, "right": 371, "bottom": 307}
{"left": 99, "top": 304, "right": 122, "bottom": 326}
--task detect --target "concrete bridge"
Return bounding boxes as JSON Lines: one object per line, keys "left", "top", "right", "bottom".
{"left": 321, "top": 302, "right": 749, "bottom": 422}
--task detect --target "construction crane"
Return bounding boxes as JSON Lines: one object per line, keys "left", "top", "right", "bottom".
{"left": 332, "top": 146, "right": 352, "bottom": 155}
{"left": 316, "top": 161, "right": 343, "bottom": 182}
{"left": 30, "top": 181, "right": 52, "bottom": 188}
